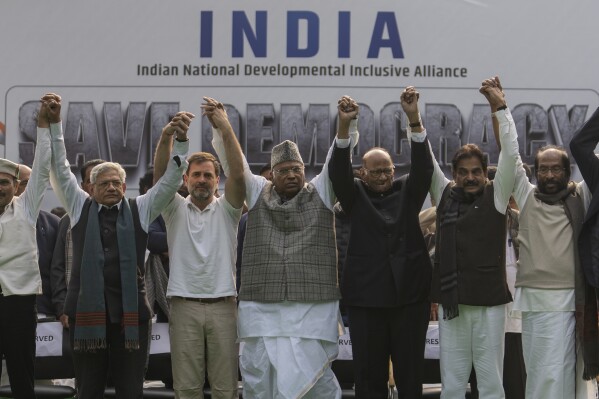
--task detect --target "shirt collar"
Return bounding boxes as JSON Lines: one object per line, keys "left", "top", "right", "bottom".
{"left": 97, "top": 200, "right": 123, "bottom": 213}
{"left": 185, "top": 195, "right": 216, "bottom": 212}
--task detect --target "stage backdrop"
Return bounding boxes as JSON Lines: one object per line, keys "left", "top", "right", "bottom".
{"left": 1, "top": 0, "right": 598, "bottom": 208}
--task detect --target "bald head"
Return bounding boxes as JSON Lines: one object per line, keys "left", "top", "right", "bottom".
{"left": 16, "top": 165, "right": 31, "bottom": 196}
{"left": 361, "top": 147, "right": 395, "bottom": 193}
{"left": 362, "top": 148, "right": 392, "bottom": 167}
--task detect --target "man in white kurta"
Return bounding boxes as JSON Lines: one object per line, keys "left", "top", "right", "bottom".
{"left": 511, "top": 144, "right": 597, "bottom": 398}
{"left": 212, "top": 99, "right": 359, "bottom": 398}
{"left": 0, "top": 94, "right": 54, "bottom": 398}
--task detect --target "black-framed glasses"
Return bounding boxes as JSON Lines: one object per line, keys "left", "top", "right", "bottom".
{"left": 365, "top": 168, "right": 394, "bottom": 178}
{"left": 537, "top": 166, "right": 565, "bottom": 176}
{"left": 274, "top": 166, "right": 304, "bottom": 176}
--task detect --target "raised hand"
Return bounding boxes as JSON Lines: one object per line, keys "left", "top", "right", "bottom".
{"left": 201, "top": 97, "right": 230, "bottom": 130}
{"left": 479, "top": 75, "right": 507, "bottom": 111}
{"left": 337, "top": 95, "right": 359, "bottom": 122}
{"left": 38, "top": 93, "right": 62, "bottom": 128}
{"left": 400, "top": 86, "right": 420, "bottom": 115}
{"left": 163, "top": 111, "right": 195, "bottom": 139}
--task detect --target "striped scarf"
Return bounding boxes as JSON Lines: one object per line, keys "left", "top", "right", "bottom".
{"left": 74, "top": 199, "right": 139, "bottom": 351}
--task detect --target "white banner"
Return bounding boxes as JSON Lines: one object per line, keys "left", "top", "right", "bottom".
{"left": 2, "top": 0, "right": 599, "bottom": 209}
{"left": 337, "top": 324, "right": 439, "bottom": 361}
{"left": 424, "top": 322, "right": 440, "bottom": 360}
{"left": 35, "top": 322, "right": 63, "bottom": 357}
{"left": 149, "top": 322, "right": 171, "bottom": 354}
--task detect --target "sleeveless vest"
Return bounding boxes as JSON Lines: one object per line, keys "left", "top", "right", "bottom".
{"left": 240, "top": 182, "right": 340, "bottom": 302}
{"left": 432, "top": 183, "right": 511, "bottom": 306}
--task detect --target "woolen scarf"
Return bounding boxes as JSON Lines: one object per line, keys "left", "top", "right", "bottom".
{"left": 438, "top": 186, "right": 479, "bottom": 320}
{"left": 74, "top": 199, "right": 140, "bottom": 351}
{"left": 535, "top": 182, "right": 599, "bottom": 380}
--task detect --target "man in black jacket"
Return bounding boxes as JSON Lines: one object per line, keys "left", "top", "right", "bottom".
{"left": 329, "top": 93, "right": 433, "bottom": 398}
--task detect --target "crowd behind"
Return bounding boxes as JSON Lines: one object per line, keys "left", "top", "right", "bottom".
{"left": 1, "top": 76, "right": 599, "bottom": 399}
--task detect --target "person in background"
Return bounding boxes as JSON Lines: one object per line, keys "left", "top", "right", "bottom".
{"left": 51, "top": 207, "right": 66, "bottom": 218}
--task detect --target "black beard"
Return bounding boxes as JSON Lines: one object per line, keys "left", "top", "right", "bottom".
{"left": 538, "top": 178, "right": 567, "bottom": 194}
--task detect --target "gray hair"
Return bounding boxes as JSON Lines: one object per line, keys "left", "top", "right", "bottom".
{"left": 90, "top": 162, "right": 126, "bottom": 184}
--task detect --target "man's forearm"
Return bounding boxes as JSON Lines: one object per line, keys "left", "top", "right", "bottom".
{"left": 494, "top": 109, "right": 520, "bottom": 212}
{"left": 49, "top": 123, "right": 86, "bottom": 223}
{"left": 21, "top": 125, "right": 52, "bottom": 224}
{"left": 220, "top": 124, "right": 244, "bottom": 181}
{"left": 140, "top": 140, "right": 188, "bottom": 229}
{"left": 153, "top": 133, "right": 174, "bottom": 184}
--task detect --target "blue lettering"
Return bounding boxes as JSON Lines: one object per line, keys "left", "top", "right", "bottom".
{"left": 367, "top": 12, "right": 404, "bottom": 59}
{"left": 200, "top": 11, "right": 213, "bottom": 57}
{"left": 232, "top": 11, "right": 267, "bottom": 58}
{"left": 338, "top": 11, "right": 350, "bottom": 58}
{"left": 287, "top": 11, "right": 319, "bottom": 58}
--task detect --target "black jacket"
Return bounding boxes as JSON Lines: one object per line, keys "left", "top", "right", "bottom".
{"left": 329, "top": 138, "right": 433, "bottom": 307}
{"left": 570, "top": 106, "right": 599, "bottom": 288}
{"left": 36, "top": 210, "right": 60, "bottom": 316}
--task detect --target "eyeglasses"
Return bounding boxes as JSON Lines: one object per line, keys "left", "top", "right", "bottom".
{"left": 274, "top": 166, "right": 304, "bottom": 176}
{"left": 96, "top": 180, "right": 123, "bottom": 189}
{"left": 365, "top": 168, "right": 394, "bottom": 178}
{"left": 537, "top": 166, "right": 565, "bottom": 176}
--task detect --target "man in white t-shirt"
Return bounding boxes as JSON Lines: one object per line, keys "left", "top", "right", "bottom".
{"left": 157, "top": 98, "right": 245, "bottom": 399}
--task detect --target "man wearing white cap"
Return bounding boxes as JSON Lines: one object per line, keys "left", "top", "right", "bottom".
{"left": 211, "top": 97, "right": 359, "bottom": 398}
{"left": 0, "top": 93, "right": 56, "bottom": 398}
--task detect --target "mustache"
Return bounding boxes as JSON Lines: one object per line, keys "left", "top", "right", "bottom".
{"left": 464, "top": 180, "right": 479, "bottom": 186}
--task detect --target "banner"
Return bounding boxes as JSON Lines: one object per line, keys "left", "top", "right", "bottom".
{"left": 337, "top": 324, "right": 440, "bottom": 361}
{"left": 35, "top": 322, "right": 63, "bottom": 357}
{"left": 2, "top": 1, "right": 599, "bottom": 209}
{"left": 149, "top": 322, "right": 171, "bottom": 354}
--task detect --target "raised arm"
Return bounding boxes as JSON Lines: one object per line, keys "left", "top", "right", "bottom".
{"left": 19, "top": 94, "right": 55, "bottom": 224}
{"left": 210, "top": 106, "right": 266, "bottom": 211}
{"left": 480, "top": 76, "right": 527, "bottom": 211}
{"left": 140, "top": 114, "right": 192, "bottom": 231}
{"left": 202, "top": 97, "right": 245, "bottom": 209}
{"left": 400, "top": 87, "right": 434, "bottom": 204}
{"left": 570, "top": 107, "right": 599, "bottom": 191}
{"left": 401, "top": 87, "right": 449, "bottom": 204}
{"left": 329, "top": 96, "right": 360, "bottom": 212}
{"left": 153, "top": 111, "right": 194, "bottom": 184}
{"left": 47, "top": 94, "right": 89, "bottom": 225}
